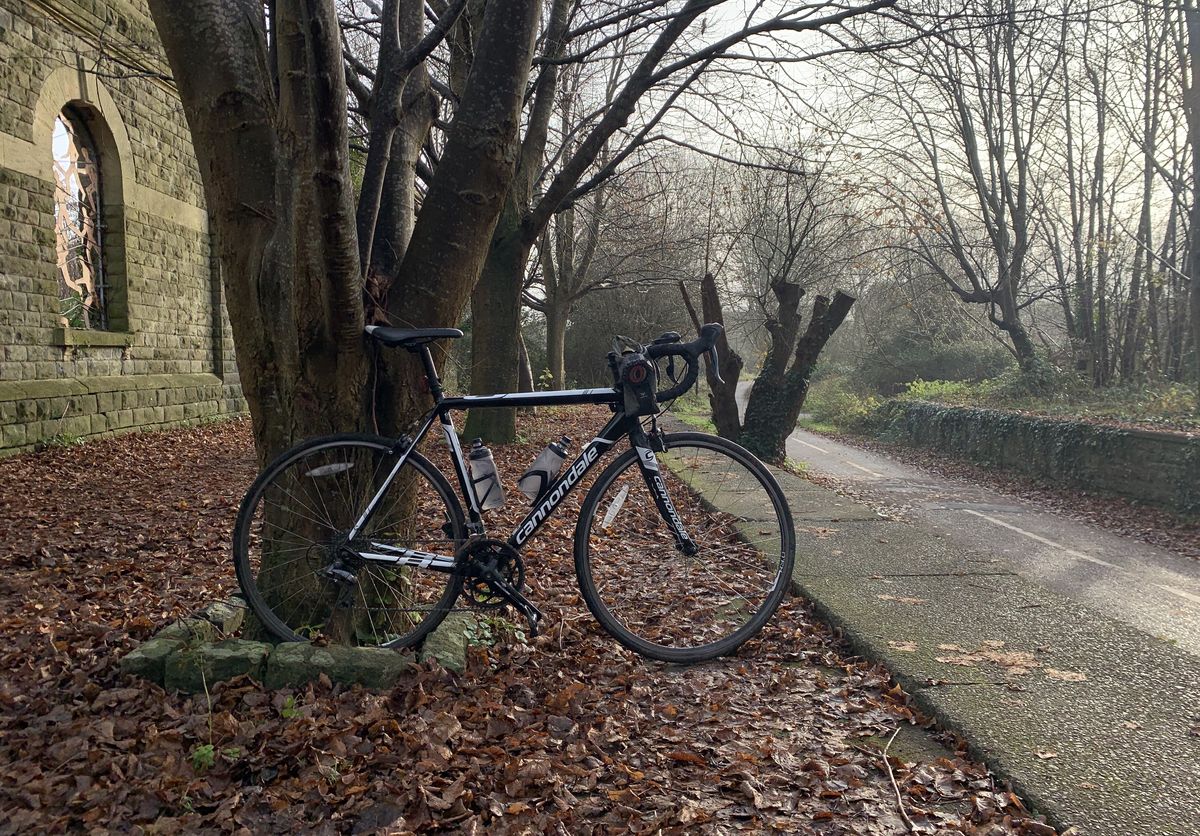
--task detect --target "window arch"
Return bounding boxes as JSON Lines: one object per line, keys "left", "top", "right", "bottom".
{"left": 53, "top": 105, "right": 108, "bottom": 330}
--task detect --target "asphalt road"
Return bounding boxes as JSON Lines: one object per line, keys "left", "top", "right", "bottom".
{"left": 737, "top": 384, "right": 1200, "bottom": 657}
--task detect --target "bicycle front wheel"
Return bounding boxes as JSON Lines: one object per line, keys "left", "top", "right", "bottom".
{"left": 234, "top": 433, "right": 465, "bottom": 648}
{"left": 574, "top": 432, "right": 795, "bottom": 663}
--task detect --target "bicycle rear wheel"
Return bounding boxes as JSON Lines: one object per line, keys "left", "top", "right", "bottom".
{"left": 574, "top": 432, "right": 794, "bottom": 663}
{"left": 234, "top": 433, "right": 464, "bottom": 648}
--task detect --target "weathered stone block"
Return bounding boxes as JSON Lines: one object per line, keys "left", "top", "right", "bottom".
{"left": 119, "top": 636, "right": 185, "bottom": 683}
{"left": 157, "top": 617, "right": 217, "bottom": 644}
{"left": 163, "top": 639, "right": 272, "bottom": 693}
{"left": 200, "top": 599, "right": 245, "bottom": 635}
{"left": 419, "top": 613, "right": 471, "bottom": 674}
{"left": 264, "top": 642, "right": 412, "bottom": 690}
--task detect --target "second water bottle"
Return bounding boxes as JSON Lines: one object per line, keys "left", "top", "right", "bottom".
{"left": 518, "top": 436, "right": 572, "bottom": 503}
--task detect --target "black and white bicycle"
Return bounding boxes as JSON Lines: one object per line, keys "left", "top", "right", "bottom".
{"left": 233, "top": 323, "right": 795, "bottom": 663}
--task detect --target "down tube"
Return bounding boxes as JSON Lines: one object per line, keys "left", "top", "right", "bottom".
{"left": 509, "top": 412, "right": 629, "bottom": 548}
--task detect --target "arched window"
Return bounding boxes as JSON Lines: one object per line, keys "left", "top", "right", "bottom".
{"left": 52, "top": 105, "right": 108, "bottom": 330}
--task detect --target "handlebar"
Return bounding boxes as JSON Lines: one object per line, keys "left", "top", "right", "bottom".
{"left": 645, "top": 322, "right": 724, "bottom": 403}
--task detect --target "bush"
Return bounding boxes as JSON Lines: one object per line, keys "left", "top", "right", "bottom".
{"left": 899, "top": 379, "right": 974, "bottom": 404}
{"left": 805, "top": 375, "right": 882, "bottom": 432}
{"left": 853, "top": 333, "right": 1015, "bottom": 395}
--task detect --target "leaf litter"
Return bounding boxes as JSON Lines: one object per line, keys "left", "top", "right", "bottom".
{"left": 0, "top": 408, "right": 1058, "bottom": 833}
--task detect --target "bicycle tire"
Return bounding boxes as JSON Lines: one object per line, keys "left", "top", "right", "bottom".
{"left": 234, "top": 433, "right": 465, "bottom": 648}
{"left": 574, "top": 431, "right": 795, "bottom": 663}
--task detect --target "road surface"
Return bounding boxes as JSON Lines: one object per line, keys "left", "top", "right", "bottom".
{"left": 737, "top": 383, "right": 1200, "bottom": 657}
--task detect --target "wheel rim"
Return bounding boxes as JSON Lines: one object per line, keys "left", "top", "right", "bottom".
{"left": 238, "top": 440, "right": 461, "bottom": 647}
{"left": 581, "top": 437, "right": 791, "bottom": 657}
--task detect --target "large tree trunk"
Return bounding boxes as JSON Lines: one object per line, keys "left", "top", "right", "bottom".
{"left": 151, "top": 0, "right": 539, "bottom": 455}
{"left": 740, "top": 292, "right": 855, "bottom": 464}
{"left": 149, "top": 0, "right": 540, "bottom": 642}
{"left": 680, "top": 275, "right": 742, "bottom": 439}
{"left": 463, "top": 207, "right": 530, "bottom": 442}
{"left": 150, "top": 1, "right": 369, "bottom": 464}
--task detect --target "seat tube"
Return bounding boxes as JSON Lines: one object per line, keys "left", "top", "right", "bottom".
{"left": 441, "top": 409, "right": 483, "bottom": 525}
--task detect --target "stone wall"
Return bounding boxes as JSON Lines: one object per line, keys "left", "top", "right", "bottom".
{"left": 879, "top": 401, "right": 1200, "bottom": 517}
{"left": 0, "top": 0, "right": 244, "bottom": 454}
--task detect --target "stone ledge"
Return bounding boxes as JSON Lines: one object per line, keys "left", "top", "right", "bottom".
{"left": 0, "top": 372, "right": 225, "bottom": 402}
{"left": 51, "top": 327, "right": 136, "bottom": 348}
{"left": 121, "top": 596, "right": 472, "bottom": 693}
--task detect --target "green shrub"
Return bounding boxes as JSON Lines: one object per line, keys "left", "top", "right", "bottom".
{"left": 900, "top": 379, "right": 974, "bottom": 403}
{"left": 805, "top": 375, "right": 882, "bottom": 432}
{"left": 853, "top": 333, "right": 1015, "bottom": 395}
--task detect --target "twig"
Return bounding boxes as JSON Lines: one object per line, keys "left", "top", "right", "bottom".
{"left": 882, "top": 725, "right": 915, "bottom": 833}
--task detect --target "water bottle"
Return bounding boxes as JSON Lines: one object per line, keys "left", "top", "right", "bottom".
{"left": 467, "top": 438, "right": 506, "bottom": 511}
{"left": 518, "top": 436, "right": 572, "bottom": 503}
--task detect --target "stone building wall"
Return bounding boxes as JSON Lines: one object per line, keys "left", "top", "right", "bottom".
{"left": 0, "top": 0, "right": 243, "bottom": 453}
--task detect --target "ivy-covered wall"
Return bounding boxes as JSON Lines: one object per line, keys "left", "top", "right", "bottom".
{"left": 879, "top": 401, "right": 1200, "bottom": 517}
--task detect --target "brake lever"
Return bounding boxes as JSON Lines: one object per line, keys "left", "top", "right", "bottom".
{"left": 708, "top": 345, "right": 725, "bottom": 385}
{"left": 667, "top": 355, "right": 678, "bottom": 382}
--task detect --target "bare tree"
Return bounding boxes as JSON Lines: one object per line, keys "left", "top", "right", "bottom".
{"left": 464, "top": 0, "right": 900, "bottom": 441}
{"left": 1186, "top": 0, "right": 1200, "bottom": 404}
{"left": 842, "top": 1, "right": 1074, "bottom": 373}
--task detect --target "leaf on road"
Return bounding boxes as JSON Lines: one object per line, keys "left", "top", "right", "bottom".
{"left": 1044, "top": 668, "right": 1087, "bottom": 682}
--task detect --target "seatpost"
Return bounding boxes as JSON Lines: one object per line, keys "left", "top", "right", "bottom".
{"left": 419, "top": 345, "right": 444, "bottom": 402}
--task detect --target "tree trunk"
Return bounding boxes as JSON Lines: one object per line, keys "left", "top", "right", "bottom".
{"left": 517, "top": 330, "right": 534, "bottom": 393}
{"left": 464, "top": 207, "right": 529, "bottom": 442}
{"left": 680, "top": 276, "right": 742, "bottom": 439}
{"left": 546, "top": 299, "right": 568, "bottom": 389}
{"left": 740, "top": 292, "right": 855, "bottom": 464}
{"left": 1187, "top": 2, "right": 1200, "bottom": 404}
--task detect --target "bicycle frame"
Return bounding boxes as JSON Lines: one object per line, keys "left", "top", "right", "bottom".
{"left": 348, "top": 344, "right": 694, "bottom": 572}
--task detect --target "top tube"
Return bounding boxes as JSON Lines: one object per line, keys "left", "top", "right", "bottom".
{"left": 439, "top": 388, "right": 620, "bottom": 411}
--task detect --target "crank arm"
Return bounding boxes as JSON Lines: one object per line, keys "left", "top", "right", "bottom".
{"left": 488, "top": 578, "right": 545, "bottom": 639}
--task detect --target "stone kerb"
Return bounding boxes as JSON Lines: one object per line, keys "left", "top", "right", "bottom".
{"left": 121, "top": 596, "right": 472, "bottom": 693}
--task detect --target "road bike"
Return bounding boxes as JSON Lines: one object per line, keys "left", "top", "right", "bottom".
{"left": 233, "top": 323, "right": 795, "bottom": 663}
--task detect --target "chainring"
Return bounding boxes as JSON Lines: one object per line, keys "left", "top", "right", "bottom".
{"left": 456, "top": 537, "right": 525, "bottom": 610}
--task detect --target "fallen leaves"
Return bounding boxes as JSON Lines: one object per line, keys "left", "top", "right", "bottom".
{"left": 934, "top": 642, "right": 1040, "bottom": 675}
{"left": 0, "top": 410, "right": 1057, "bottom": 834}
{"left": 1043, "top": 668, "right": 1087, "bottom": 682}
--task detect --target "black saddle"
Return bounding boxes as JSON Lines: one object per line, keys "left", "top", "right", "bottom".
{"left": 365, "top": 325, "right": 464, "bottom": 349}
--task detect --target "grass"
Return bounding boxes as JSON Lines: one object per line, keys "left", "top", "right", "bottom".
{"left": 795, "top": 417, "right": 841, "bottom": 435}
{"left": 670, "top": 387, "right": 717, "bottom": 433}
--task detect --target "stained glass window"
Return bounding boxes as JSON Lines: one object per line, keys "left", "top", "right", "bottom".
{"left": 53, "top": 107, "right": 107, "bottom": 330}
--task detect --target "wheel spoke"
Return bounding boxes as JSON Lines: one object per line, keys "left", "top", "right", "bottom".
{"left": 235, "top": 438, "right": 463, "bottom": 649}
{"left": 578, "top": 435, "right": 793, "bottom": 662}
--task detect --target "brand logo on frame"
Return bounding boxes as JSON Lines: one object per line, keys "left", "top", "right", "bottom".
{"left": 514, "top": 444, "right": 601, "bottom": 545}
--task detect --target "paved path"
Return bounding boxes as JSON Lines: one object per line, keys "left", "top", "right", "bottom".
{"left": 711, "top": 390, "right": 1200, "bottom": 833}
{"left": 738, "top": 384, "right": 1200, "bottom": 657}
